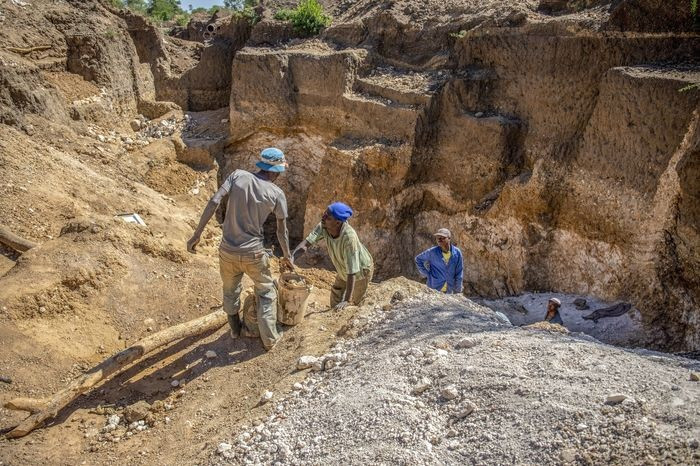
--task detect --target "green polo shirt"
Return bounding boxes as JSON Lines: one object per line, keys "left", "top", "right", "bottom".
{"left": 305, "top": 222, "right": 373, "bottom": 278}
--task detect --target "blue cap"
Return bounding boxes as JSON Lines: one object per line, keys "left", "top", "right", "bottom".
{"left": 328, "top": 202, "right": 353, "bottom": 222}
{"left": 256, "top": 147, "right": 287, "bottom": 173}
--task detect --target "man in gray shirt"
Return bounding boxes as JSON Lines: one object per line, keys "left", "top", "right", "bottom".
{"left": 187, "top": 148, "right": 293, "bottom": 351}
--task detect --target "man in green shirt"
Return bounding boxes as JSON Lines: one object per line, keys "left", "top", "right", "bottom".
{"left": 292, "top": 202, "right": 373, "bottom": 310}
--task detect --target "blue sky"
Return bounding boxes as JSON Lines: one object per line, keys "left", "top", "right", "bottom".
{"left": 184, "top": 0, "right": 226, "bottom": 9}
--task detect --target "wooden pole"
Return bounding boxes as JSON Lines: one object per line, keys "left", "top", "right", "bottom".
{"left": 3, "top": 398, "right": 47, "bottom": 414}
{"left": 0, "top": 225, "right": 38, "bottom": 253}
{"left": 5, "top": 310, "right": 227, "bottom": 439}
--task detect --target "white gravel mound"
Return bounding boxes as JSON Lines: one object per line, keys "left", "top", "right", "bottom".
{"left": 215, "top": 292, "right": 700, "bottom": 465}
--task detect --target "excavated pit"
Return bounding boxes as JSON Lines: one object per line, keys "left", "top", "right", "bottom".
{"left": 221, "top": 23, "right": 700, "bottom": 352}
{"left": 0, "top": 1, "right": 699, "bottom": 463}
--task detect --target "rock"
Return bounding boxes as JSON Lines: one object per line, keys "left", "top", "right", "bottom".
{"left": 575, "top": 423, "right": 588, "bottom": 432}
{"left": 605, "top": 394, "right": 627, "bottom": 405}
{"left": 441, "top": 385, "right": 459, "bottom": 400}
{"left": 260, "top": 390, "right": 273, "bottom": 404}
{"left": 171, "top": 380, "right": 180, "bottom": 388}
{"left": 475, "top": 111, "right": 484, "bottom": 118}
{"left": 124, "top": 400, "right": 151, "bottom": 423}
{"left": 107, "top": 414, "right": 120, "bottom": 426}
{"left": 217, "top": 442, "right": 232, "bottom": 454}
{"left": 293, "top": 382, "right": 303, "bottom": 390}
{"left": 130, "top": 119, "right": 142, "bottom": 131}
{"left": 311, "top": 359, "right": 324, "bottom": 372}
{"left": 455, "top": 401, "right": 476, "bottom": 418}
{"left": 560, "top": 448, "right": 576, "bottom": 463}
{"left": 391, "top": 290, "right": 405, "bottom": 303}
{"left": 455, "top": 338, "right": 478, "bottom": 349}
{"left": 205, "top": 350, "right": 217, "bottom": 360}
{"left": 435, "top": 348, "right": 449, "bottom": 357}
{"left": 296, "top": 355, "right": 318, "bottom": 370}
{"left": 143, "top": 318, "right": 155, "bottom": 326}
{"left": 690, "top": 372, "right": 700, "bottom": 382}
{"left": 573, "top": 298, "right": 589, "bottom": 310}
{"left": 413, "top": 377, "right": 432, "bottom": 394}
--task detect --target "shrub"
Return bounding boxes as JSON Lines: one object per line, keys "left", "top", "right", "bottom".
{"left": 274, "top": 9, "right": 294, "bottom": 21}
{"left": 276, "top": 0, "right": 331, "bottom": 36}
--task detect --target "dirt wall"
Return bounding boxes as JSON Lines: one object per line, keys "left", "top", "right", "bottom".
{"left": 224, "top": 24, "right": 700, "bottom": 350}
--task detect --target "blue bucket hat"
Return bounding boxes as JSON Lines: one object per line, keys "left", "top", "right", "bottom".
{"left": 256, "top": 147, "right": 287, "bottom": 173}
{"left": 328, "top": 202, "right": 353, "bottom": 222}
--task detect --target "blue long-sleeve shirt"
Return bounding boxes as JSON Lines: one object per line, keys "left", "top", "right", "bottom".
{"left": 414, "top": 245, "right": 464, "bottom": 293}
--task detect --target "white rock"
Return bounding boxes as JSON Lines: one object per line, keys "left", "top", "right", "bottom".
{"left": 311, "top": 360, "right": 324, "bottom": 372}
{"left": 205, "top": 350, "right": 217, "bottom": 360}
{"left": 292, "top": 382, "right": 303, "bottom": 391}
{"left": 217, "top": 442, "right": 233, "bottom": 454}
{"left": 455, "top": 338, "right": 478, "bottom": 349}
{"left": 171, "top": 380, "right": 180, "bottom": 387}
{"left": 413, "top": 377, "right": 432, "bottom": 394}
{"left": 576, "top": 423, "right": 588, "bottom": 432}
{"left": 296, "top": 355, "right": 318, "bottom": 370}
{"left": 455, "top": 400, "right": 476, "bottom": 418}
{"left": 260, "top": 390, "right": 273, "bottom": 404}
{"left": 107, "top": 414, "right": 120, "bottom": 426}
{"left": 441, "top": 385, "right": 459, "bottom": 400}
{"left": 435, "top": 348, "right": 449, "bottom": 357}
{"left": 409, "top": 347, "right": 424, "bottom": 358}
{"left": 605, "top": 394, "right": 627, "bottom": 405}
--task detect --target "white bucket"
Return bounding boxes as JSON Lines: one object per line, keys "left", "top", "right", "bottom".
{"left": 277, "top": 273, "right": 312, "bottom": 326}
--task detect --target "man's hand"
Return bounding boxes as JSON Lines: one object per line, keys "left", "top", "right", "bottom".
{"left": 333, "top": 300, "right": 349, "bottom": 311}
{"left": 187, "top": 235, "right": 200, "bottom": 254}
{"left": 280, "top": 257, "right": 295, "bottom": 272}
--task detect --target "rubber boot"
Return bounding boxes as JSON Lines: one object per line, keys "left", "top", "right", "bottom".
{"left": 227, "top": 313, "right": 241, "bottom": 338}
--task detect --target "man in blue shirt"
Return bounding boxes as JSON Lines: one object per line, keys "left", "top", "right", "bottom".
{"left": 414, "top": 228, "right": 464, "bottom": 294}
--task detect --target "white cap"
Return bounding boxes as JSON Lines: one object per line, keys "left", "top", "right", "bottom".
{"left": 549, "top": 297, "right": 561, "bottom": 306}
{"left": 433, "top": 228, "right": 451, "bottom": 238}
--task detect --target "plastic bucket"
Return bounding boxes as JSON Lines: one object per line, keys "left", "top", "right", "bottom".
{"left": 277, "top": 272, "right": 312, "bottom": 326}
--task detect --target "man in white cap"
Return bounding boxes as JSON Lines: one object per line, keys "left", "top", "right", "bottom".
{"left": 414, "top": 228, "right": 464, "bottom": 294}
{"left": 544, "top": 298, "right": 564, "bottom": 325}
{"left": 187, "top": 147, "right": 293, "bottom": 351}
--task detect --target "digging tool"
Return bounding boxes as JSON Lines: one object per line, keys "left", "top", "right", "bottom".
{"left": 4, "top": 309, "right": 227, "bottom": 439}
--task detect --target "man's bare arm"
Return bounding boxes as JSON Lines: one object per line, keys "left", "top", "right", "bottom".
{"left": 276, "top": 218, "right": 293, "bottom": 268}
{"left": 291, "top": 240, "right": 309, "bottom": 261}
{"left": 187, "top": 199, "right": 219, "bottom": 253}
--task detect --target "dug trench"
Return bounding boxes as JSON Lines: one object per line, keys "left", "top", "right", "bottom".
{"left": 0, "top": 0, "right": 699, "bottom": 464}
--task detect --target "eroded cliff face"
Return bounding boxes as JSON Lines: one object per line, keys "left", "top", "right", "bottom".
{"left": 223, "top": 7, "right": 700, "bottom": 350}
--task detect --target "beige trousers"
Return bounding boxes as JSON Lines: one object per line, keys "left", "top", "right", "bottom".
{"left": 330, "top": 266, "right": 374, "bottom": 308}
{"left": 219, "top": 249, "right": 279, "bottom": 349}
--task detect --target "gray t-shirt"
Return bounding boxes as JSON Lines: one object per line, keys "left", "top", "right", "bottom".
{"left": 213, "top": 169, "right": 287, "bottom": 254}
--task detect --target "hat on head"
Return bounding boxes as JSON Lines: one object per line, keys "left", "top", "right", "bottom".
{"left": 549, "top": 297, "right": 561, "bottom": 306}
{"left": 256, "top": 147, "right": 287, "bottom": 173}
{"left": 433, "top": 228, "right": 451, "bottom": 239}
{"left": 327, "top": 202, "right": 353, "bottom": 222}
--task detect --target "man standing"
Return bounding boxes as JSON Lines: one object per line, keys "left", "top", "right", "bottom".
{"left": 187, "top": 148, "right": 293, "bottom": 351}
{"left": 544, "top": 298, "right": 564, "bottom": 325}
{"left": 414, "top": 228, "right": 463, "bottom": 294}
{"left": 292, "top": 202, "right": 373, "bottom": 310}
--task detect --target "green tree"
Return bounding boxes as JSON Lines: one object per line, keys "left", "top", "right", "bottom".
{"left": 223, "top": 0, "right": 257, "bottom": 10}
{"left": 125, "top": 0, "right": 148, "bottom": 13}
{"left": 148, "top": 0, "right": 184, "bottom": 21}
